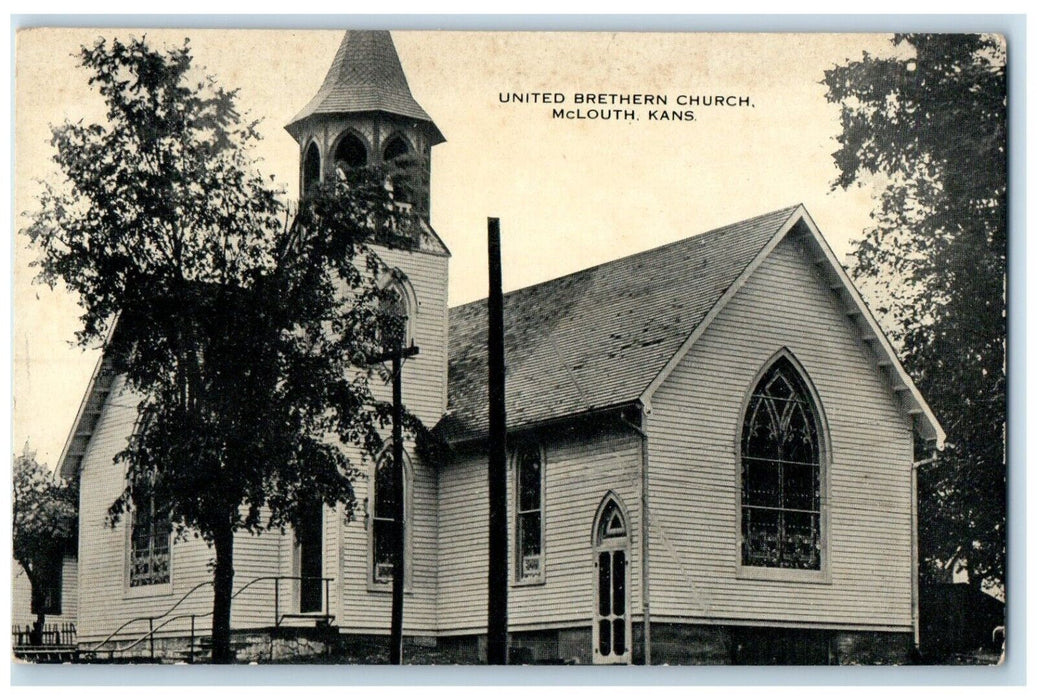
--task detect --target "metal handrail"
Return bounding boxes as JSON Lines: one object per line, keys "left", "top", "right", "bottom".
{"left": 86, "top": 574, "right": 334, "bottom": 660}
{"left": 228, "top": 575, "right": 333, "bottom": 629}
{"left": 87, "top": 580, "right": 214, "bottom": 654}
{"left": 106, "top": 613, "right": 200, "bottom": 660}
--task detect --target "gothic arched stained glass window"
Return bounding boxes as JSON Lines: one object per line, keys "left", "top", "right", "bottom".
{"left": 741, "top": 357, "right": 823, "bottom": 570}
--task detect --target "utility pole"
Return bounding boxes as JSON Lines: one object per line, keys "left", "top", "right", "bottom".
{"left": 369, "top": 342, "right": 419, "bottom": 665}
{"left": 486, "top": 217, "right": 509, "bottom": 664}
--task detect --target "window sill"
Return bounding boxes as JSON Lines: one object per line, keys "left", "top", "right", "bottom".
{"left": 511, "top": 576, "right": 545, "bottom": 588}
{"left": 366, "top": 582, "right": 414, "bottom": 595}
{"left": 735, "top": 565, "right": 830, "bottom": 585}
{"left": 124, "top": 581, "right": 174, "bottom": 598}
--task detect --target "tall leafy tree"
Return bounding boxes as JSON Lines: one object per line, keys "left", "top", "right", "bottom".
{"left": 823, "top": 34, "right": 1006, "bottom": 591}
{"left": 25, "top": 37, "right": 424, "bottom": 662}
{"left": 12, "top": 447, "right": 78, "bottom": 646}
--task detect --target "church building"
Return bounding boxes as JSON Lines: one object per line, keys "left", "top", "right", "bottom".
{"left": 59, "top": 31, "right": 943, "bottom": 665}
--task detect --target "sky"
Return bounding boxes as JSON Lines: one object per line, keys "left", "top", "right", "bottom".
{"left": 13, "top": 28, "right": 899, "bottom": 468}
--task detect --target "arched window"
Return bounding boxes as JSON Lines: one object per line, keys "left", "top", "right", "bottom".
{"left": 302, "top": 142, "right": 321, "bottom": 195}
{"left": 380, "top": 283, "right": 408, "bottom": 351}
{"left": 376, "top": 270, "right": 416, "bottom": 351}
{"left": 741, "top": 356, "right": 823, "bottom": 571}
{"left": 333, "top": 132, "right": 368, "bottom": 171}
{"left": 369, "top": 448, "right": 411, "bottom": 587}
{"left": 514, "top": 444, "right": 544, "bottom": 583}
{"left": 382, "top": 135, "right": 410, "bottom": 163}
{"left": 593, "top": 494, "right": 630, "bottom": 664}
{"left": 597, "top": 500, "right": 627, "bottom": 542}
{"left": 381, "top": 135, "right": 415, "bottom": 207}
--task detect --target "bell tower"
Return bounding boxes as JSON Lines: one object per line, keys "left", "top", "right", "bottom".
{"left": 285, "top": 30, "right": 450, "bottom": 429}
{"left": 286, "top": 30, "right": 445, "bottom": 218}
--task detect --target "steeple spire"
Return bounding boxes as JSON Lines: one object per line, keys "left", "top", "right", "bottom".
{"left": 286, "top": 31, "right": 443, "bottom": 144}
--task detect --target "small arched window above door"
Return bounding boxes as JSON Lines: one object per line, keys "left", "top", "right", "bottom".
{"left": 597, "top": 499, "right": 627, "bottom": 543}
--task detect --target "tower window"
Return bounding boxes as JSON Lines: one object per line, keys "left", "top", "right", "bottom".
{"left": 382, "top": 135, "right": 410, "bottom": 163}
{"left": 333, "top": 132, "right": 368, "bottom": 171}
{"left": 302, "top": 142, "right": 321, "bottom": 195}
{"left": 740, "top": 356, "right": 824, "bottom": 571}
{"left": 376, "top": 271, "right": 415, "bottom": 351}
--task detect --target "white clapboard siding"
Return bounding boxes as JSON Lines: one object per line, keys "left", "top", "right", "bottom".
{"left": 74, "top": 243, "right": 449, "bottom": 642}
{"left": 76, "top": 377, "right": 305, "bottom": 643}
{"left": 330, "top": 243, "right": 447, "bottom": 635}
{"left": 437, "top": 427, "right": 642, "bottom": 635}
{"left": 334, "top": 440, "right": 439, "bottom": 635}
{"left": 645, "top": 235, "right": 915, "bottom": 630}
{"left": 369, "top": 244, "right": 450, "bottom": 426}
{"left": 11, "top": 555, "right": 78, "bottom": 628}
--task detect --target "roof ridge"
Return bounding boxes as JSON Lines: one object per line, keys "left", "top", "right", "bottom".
{"left": 448, "top": 204, "right": 800, "bottom": 313}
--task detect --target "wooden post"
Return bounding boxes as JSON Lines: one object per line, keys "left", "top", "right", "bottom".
{"left": 390, "top": 352, "right": 405, "bottom": 664}
{"left": 487, "top": 217, "right": 509, "bottom": 665}
{"left": 366, "top": 343, "right": 418, "bottom": 665}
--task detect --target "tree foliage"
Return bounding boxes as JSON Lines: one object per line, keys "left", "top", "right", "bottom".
{"left": 24, "top": 36, "right": 429, "bottom": 661}
{"left": 12, "top": 447, "right": 78, "bottom": 643}
{"left": 824, "top": 34, "right": 1006, "bottom": 590}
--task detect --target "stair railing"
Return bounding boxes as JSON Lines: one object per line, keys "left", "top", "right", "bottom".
{"left": 227, "top": 575, "right": 333, "bottom": 629}
{"left": 86, "top": 580, "right": 214, "bottom": 658}
{"left": 85, "top": 575, "right": 334, "bottom": 662}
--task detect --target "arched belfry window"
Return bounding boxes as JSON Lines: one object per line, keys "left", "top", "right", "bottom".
{"left": 382, "top": 135, "right": 410, "bottom": 163}
{"left": 333, "top": 132, "right": 368, "bottom": 172}
{"left": 302, "top": 142, "right": 321, "bottom": 195}
{"left": 741, "top": 355, "right": 824, "bottom": 571}
{"left": 381, "top": 135, "right": 416, "bottom": 207}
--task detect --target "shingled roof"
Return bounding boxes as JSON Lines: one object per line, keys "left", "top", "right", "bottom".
{"left": 286, "top": 31, "right": 444, "bottom": 144}
{"left": 440, "top": 205, "right": 802, "bottom": 442}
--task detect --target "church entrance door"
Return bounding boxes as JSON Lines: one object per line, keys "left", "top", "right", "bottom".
{"left": 592, "top": 495, "right": 632, "bottom": 664}
{"left": 296, "top": 500, "right": 324, "bottom": 613}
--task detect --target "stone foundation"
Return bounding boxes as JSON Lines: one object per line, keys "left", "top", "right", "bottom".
{"left": 78, "top": 623, "right": 912, "bottom": 665}
{"left": 649, "top": 623, "right": 912, "bottom": 665}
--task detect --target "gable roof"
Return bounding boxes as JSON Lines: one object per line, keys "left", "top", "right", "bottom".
{"left": 285, "top": 31, "right": 444, "bottom": 144}
{"left": 57, "top": 206, "right": 945, "bottom": 474}
{"left": 441, "top": 206, "right": 797, "bottom": 441}
{"left": 440, "top": 205, "right": 945, "bottom": 448}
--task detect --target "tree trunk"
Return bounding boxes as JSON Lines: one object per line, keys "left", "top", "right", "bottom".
{"left": 27, "top": 570, "right": 45, "bottom": 646}
{"left": 210, "top": 516, "right": 235, "bottom": 663}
